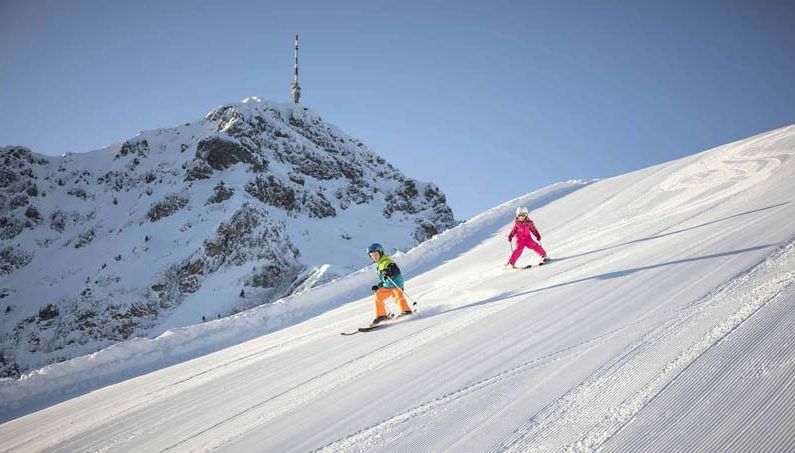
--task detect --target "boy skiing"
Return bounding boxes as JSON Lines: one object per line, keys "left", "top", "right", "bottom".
{"left": 507, "top": 207, "right": 548, "bottom": 268}
{"left": 367, "top": 243, "right": 413, "bottom": 325}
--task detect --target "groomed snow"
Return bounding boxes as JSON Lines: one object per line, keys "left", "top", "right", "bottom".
{"left": 1, "top": 124, "right": 794, "bottom": 451}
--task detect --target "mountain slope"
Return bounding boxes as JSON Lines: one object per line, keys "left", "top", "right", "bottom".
{"left": 1, "top": 124, "right": 794, "bottom": 451}
{"left": 0, "top": 97, "right": 456, "bottom": 377}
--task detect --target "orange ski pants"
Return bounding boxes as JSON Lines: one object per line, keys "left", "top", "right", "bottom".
{"left": 374, "top": 287, "right": 412, "bottom": 317}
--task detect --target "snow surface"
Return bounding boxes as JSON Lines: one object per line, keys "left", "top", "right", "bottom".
{"left": 1, "top": 124, "right": 794, "bottom": 451}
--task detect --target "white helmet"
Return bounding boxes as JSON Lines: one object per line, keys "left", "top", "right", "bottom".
{"left": 516, "top": 206, "right": 529, "bottom": 217}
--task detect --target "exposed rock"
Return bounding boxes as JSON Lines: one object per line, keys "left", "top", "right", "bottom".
{"left": 335, "top": 182, "right": 373, "bottom": 209}
{"left": 288, "top": 173, "right": 305, "bottom": 185}
{"left": 0, "top": 351, "right": 22, "bottom": 378}
{"left": 67, "top": 188, "right": 89, "bottom": 200}
{"left": 244, "top": 174, "right": 336, "bottom": 218}
{"left": 117, "top": 139, "right": 149, "bottom": 159}
{"left": 150, "top": 204, "right": 302, "bottom": 310}
{"left": 99, "top": 170, "right": 140, "bottom": 192}
{"left": 0, "top": 169, "right": 18, "bottom": 188}
{"left": 245, "top": 174, "right": 298, "bottom": 213}
{"left": 73, "top": 227, "right": 96, "bottom": 249}
{"left": 206, "top": 181, "right": 235, "bottom": 205}
{"left": 24, "top": 206, "right": 42, "bottom": 223}
{"left": 0, "top": 216, "right": 29, "bottom": 240}
{"left": 1, "top": 146, "right": 48, "bottom": 167}
{"left": 195, "top": 136, "right": 257, "bottom": 171}
{"left": 384, "top": 180, "right": 456, "bottom": 241}
{"left": 184, "top": 160, "right": 213, "bottom": 181}
{"left": 0, "top": 246, "right": 32, "bottom": 275}
{"left": 203, "top": 204, "right": 299, "bottom": 270}
{"left": 38, "top": 304, "right": 59, "bottom": 321}
{"left": 303, "top": 191, "right": 336, "bottom": 218}
{"left": 49, "top": 210, "right": 67, "bottom": 232}
{"left": 9, "top": 194, "right": 29, "bottom": 209}
{"left": 147, "top": 194, "right": 189, "bottom": 222}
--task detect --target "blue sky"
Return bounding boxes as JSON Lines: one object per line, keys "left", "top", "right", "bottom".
{"left": 2, "top": 0, "right": 794, "bottom": 219}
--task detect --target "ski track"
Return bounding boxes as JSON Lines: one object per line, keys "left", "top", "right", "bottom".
{"left": 114, "top": 207, "right": 716, "bottom": 452}
{"left": 309, "top": 237, "right": 794, "bottom": 452}
{"left": 150, "top": 298, "right": 520, "bottom": 451}
{"left": 313, "top": 226, "right": 791, "bottom": 451}
{"left": 315, "top": 320, "right": 654, "bottom": 453}
{"left": 602, "top": 282, "right": 795, "bottom": 452}
{"left": 493, "top": 239, "right": 795, "bottom": 452}
{"left": 554, "top": 139, "right": 791, "bottom": 257}
{"left": 316, "top": 186, "right": 787, "bottom": 451}
{"left": 0, "top": 315, "right": 357, "bottom": 452}
{"left": 545, "top": 186, "right": 785, "bottom": 308}
{"left": 552, "top": 182, "right": 775, "bottom": 268}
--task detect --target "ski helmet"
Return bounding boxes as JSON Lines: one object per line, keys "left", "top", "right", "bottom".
{"left": 367, "top": 243, "right": 384, "bottom": 255}
{"left": 516, "top": 207, "right": 529, "bottom": 217}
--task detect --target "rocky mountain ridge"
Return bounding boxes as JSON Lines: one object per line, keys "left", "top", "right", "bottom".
{"left": 0, "top": 97, "right": 456, "bottom": 377}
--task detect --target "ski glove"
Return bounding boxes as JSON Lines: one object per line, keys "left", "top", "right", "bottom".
{"left": 371, "top": 285, "right": 380, "bottom": 292}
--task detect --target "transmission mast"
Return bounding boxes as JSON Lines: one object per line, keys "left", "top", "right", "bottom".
{"left": 290, "top": 34, "right": 301, "bottom": 104}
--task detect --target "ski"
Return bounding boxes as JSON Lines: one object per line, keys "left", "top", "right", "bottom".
{"left": 341, "top": 322, "right": 391, "bottom": 336}
{"left": 340, "top": 311, "right": 415, "bottom": 335}
{"left": 358, "top": 323, "right": 389, "bottom": 332}
{"left": 505, "top": 264, "right": 533, "bottom": 270}
{"left": 505, "top": 258, "right": 550, "bottom": 270}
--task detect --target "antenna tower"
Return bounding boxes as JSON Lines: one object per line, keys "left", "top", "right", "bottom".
{"left": 290, "top": 34, "right": 301, "bottom": 104}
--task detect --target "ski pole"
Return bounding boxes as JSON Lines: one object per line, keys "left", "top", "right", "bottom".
{"left": 385, "top": 275, "right": 418, "bottom": 309}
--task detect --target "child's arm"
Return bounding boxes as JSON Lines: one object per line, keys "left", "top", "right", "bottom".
{"left": 529, "top": 221, "right": 541, "bottom": 241}
{"left": 508, "top": 223, "right": 518, "bottom": 241}
{"left": 381, "top": 262, "right": 401, "bottom": 278}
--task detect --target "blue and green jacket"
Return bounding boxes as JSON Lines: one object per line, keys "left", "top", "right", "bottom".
{"left": 375, "top": 254, "right": 405, "bottom": 289}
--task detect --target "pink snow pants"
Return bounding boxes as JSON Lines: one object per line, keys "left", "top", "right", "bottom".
{"left": 508, "top": 238, "right": 546, "bottom": 265}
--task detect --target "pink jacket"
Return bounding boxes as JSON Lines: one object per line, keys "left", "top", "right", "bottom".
{"left": 508, "top": 218, "right": 541, "bottom": 242}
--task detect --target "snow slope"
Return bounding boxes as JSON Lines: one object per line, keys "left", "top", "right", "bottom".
{"left": 1, "top": 124, "right": 794, "bottom": 451}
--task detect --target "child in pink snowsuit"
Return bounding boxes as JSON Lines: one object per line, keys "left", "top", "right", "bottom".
{"left": 507, "top": 207, "right": 547, "bottom": 267}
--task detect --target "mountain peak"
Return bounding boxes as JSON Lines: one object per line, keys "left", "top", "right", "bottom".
{"left": 0, "top": 98, "right": 457, "bottom": 378}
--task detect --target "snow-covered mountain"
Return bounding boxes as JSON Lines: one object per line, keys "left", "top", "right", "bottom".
{"left": 1, "top": 123, "right": 794, "bottom": 451}
{"left": 0, "top": 97, "right": 456, "bottom": 378}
